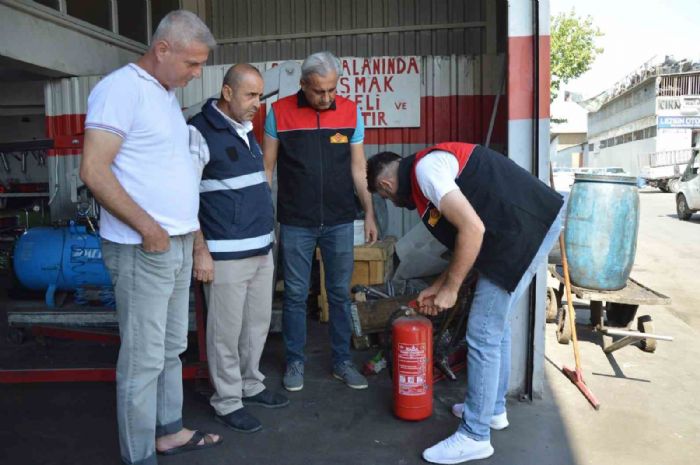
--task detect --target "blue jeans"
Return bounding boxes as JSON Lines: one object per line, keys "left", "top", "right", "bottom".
{"left": 280, "top": 223, "right": 354, "bottom": 366}
{"left": 459, "top": 207, "right": 564, "bottom": 441}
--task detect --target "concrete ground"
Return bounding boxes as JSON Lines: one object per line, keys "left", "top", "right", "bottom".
{"left": 543, "top": 189, "right": 700, "bottom": 465}
{"left": 1, "top": 190, "right": 698, "bottom": 465}
{"left": 629, "top": 190, "right": 700, "bottom": 331}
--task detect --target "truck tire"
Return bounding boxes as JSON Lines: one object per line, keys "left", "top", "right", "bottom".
{"left": 668, "top": 178, "right": 681, "bottom": 193}
{"left": 677, "top": 194, "right": 693, "bottom": 220}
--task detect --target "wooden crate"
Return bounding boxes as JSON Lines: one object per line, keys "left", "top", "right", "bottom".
{"left": 350, "top": 294, "right": 416, "bottom": 335}
{"left": 317, "top": 237, "right": 396, "bottom": 322}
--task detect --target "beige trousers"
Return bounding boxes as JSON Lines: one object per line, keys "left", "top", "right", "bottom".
{"left": 204, "top": 251, "right": 274, "bottom": 416}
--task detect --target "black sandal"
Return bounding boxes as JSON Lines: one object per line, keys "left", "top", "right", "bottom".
{"left": 157, "top": 430, "right": 223, "bottom": 456}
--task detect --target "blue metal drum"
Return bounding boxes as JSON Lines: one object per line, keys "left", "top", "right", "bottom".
{"left": 13, "top": 224, "right": 112, "bottom": 306}
{"left": 564, "top": 174, "right": 639, "bottom": 291}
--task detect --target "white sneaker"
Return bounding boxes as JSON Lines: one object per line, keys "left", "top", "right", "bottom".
{"left": 450, "top": 403, "right": 510, "bottom": 430}
{"left": 422, "top": 431, "right": 494, "bottom": 464}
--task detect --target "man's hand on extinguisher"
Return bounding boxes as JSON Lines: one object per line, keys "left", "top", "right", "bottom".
{"left": 416, "top": 293, "right": 444, "bottom": 316}
{"left": 433, "top": 286, "right": 458, "bottom": 310}
{"left": 417, "top": 285, "right": 458, "bottom": 315}
{"left": 416, "top": 289, "right": 437, "bottom": 315}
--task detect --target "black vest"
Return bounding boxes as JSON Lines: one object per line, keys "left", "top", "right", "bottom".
{"left": 400, "top": 145, "right": 563, "bottom": 292}
{"left": 272, "top": 91, "right": 358, "bottom": 227}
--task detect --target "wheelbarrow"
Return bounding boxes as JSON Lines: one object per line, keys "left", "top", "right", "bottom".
{"left": 547, "top": 264, "right": 674, "bottom": 354}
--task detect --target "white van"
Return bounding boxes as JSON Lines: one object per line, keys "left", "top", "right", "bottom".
{"left": 676, "top": 149, "right": 700, "bottom": 220}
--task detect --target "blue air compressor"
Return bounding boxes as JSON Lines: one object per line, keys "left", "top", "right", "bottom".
{"left": 13, "top": 224, "right": 112, "bottom": 307}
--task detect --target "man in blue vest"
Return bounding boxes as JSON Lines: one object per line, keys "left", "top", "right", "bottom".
{"left": 366, "top": 143, "right": 564, "bottom": 464}
{"left": 189, "top": 64, "right": 289, "bottom": 434}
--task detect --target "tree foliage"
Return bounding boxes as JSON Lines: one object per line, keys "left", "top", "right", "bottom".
{"left": 550, "top": 10, "right": 603, "bottom": 100}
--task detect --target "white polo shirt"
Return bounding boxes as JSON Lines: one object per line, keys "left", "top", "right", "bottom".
{"left": 414, "top": 150, "right": 460, "bottom": 210}
{"left": 85, "top": 64, "right": 200, "bottom": 244}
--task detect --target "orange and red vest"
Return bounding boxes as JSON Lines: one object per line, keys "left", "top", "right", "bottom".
{"left": 272, "top": 91, "right": 360, "bottom": 226}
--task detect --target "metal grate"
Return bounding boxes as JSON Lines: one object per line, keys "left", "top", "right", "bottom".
{"left": 659, "top": 72, "right": 700, "bottom": 97}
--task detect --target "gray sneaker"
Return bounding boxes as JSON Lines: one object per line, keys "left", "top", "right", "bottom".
{"left": 283, "top": 361, "right": 304, "bottom": 392}
{"left": 333, "top": 361, "right": 368, "bottom": 389}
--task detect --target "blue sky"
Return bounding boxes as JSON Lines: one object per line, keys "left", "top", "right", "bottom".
{"left": 550, "top": 0, "right": 700, "bottom": 98}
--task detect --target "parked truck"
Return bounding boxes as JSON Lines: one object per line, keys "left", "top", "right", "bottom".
{"left": 676, "top": 148, "right": 700, "bottom": 220}
{"left": 638, "top": 149, "right": 693, "bottom": 192}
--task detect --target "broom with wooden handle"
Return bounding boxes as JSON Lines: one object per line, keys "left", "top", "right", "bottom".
{"left": 550, "top": 168, "right": 600, "bottom": 410}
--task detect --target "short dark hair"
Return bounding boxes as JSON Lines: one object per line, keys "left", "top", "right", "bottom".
{"left": 366, "top": 151, "right": 401, "bottom": 193}
{"left": 223, "top": 63, "right": 262, "bottom": 88}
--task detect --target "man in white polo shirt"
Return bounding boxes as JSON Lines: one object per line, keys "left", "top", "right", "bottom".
{"left": 80, "top": 10, "right": 221, "bottom": 465}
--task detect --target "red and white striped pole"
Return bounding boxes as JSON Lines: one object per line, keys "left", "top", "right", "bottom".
{"left": 507, "top": 0, "right": 552, "bottom": 401}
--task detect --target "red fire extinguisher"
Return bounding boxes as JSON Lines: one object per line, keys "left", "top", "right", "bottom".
{"left": 392, "top": 305, "right": 433, "bottom": 421}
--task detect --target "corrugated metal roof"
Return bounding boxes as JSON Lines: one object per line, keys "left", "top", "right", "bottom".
{"left": 209, "top": 0, "right": 494, "bottom": 64}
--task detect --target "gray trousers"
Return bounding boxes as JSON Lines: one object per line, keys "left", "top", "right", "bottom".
{"left": 204, "top": 251, "right": 273, "bottom": 416}
{"left": 102, "top": 233, "right": 194, "bottom": 465}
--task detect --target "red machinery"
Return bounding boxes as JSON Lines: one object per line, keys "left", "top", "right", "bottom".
{"left": 392, "top": 308, "right": 433, "bottom": 421}
{"left": 0, "top": 284, "right": 209, "bottom": 384}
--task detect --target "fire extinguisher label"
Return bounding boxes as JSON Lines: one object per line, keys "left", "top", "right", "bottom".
{"left": 397, "top": 342, "right": 427, "bottom": 396}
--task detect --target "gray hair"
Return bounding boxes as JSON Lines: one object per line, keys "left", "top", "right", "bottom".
{"left": 151, "top": 10, "right": 216, "bottom": 50}
{"left": 301, "top": 51, "right": 342, "bottom": 81}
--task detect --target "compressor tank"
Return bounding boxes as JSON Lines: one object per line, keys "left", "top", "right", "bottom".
{"left": 13, "top": 224, "right": 112, "bottom": 306}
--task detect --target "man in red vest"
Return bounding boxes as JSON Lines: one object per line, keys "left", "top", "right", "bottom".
{"left": 263, "top": 51, "right": 378, "bottom": 393}
{"left": 367, "top": 143, "right": 564, "bottom": 464}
